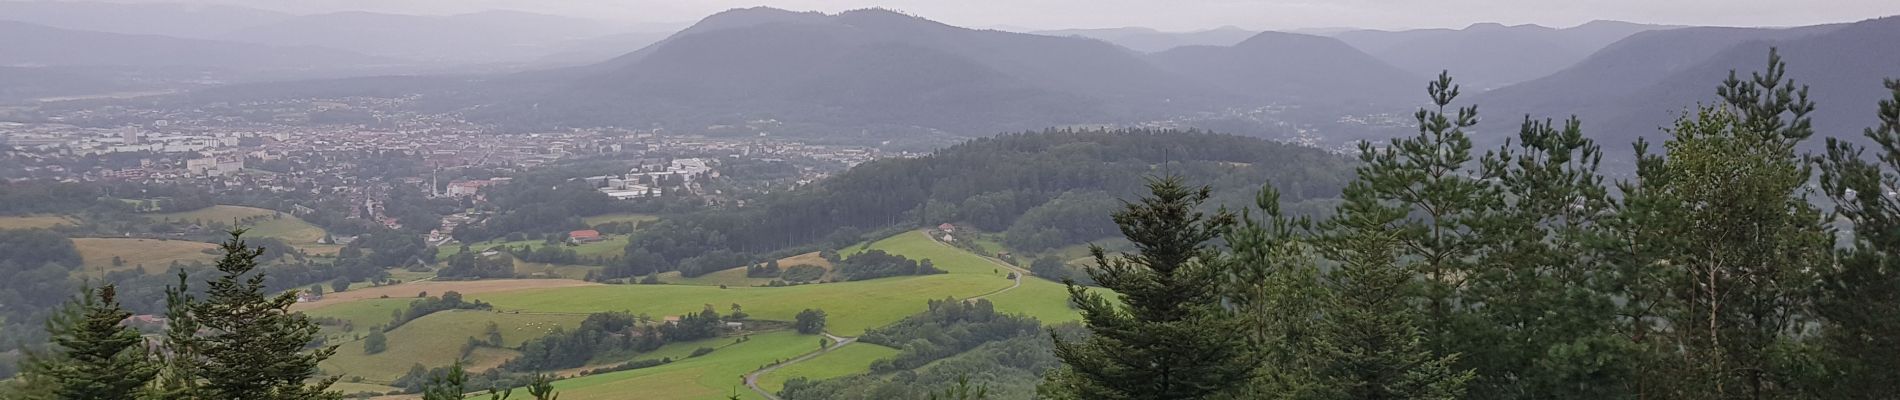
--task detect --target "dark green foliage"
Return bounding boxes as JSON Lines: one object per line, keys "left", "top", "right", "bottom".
{"left": 1045, "top": 176, "right": 1257, "bottom": 399}
{"left": 858, "top": 298, "right": 1039, "bottom": 372}
{"left": 387, "top": 291, "right": 492, "bottom": 330}
{"left": 834, "top": 250, "right": 945, "bottom": 281}
{"left": 183, "top": 230, "right": 341, "bottom": 400}
{"left": 363, "top": 329, "right": 388, "bottom": 355}
{"left": 608, "top": 129, "right": 1352, "bottom": 280}
{"left": 0, "top": 229, "right": 80, "bottom": 269}
{"left": 439, "top": 251, "right": 515, "bottom": 279}
{"left": 779, "top": 264, "right": 826, "bottom": 282}
{"left": 19, "top": 285, "right": 160, "bottom": 400}
{"left": 1810, "top": 79, "right": 1900, "bottom": 398}
{"left": 794, "top": 309, "right": 827, "bottom": 334}
{"left": 782, "top": 324, "right": 1076, "bottom": 400}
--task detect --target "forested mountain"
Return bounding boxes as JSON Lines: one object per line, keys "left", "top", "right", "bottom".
{"left": 475, "top": 7, "right": 1212, "bottom": 133}
{"left": 606, "top": 129, "right": 1354, "bottom": 278}
{"left": 0, "top": 21, "right": 388, "bottom": 70}
{"left": 0, "top": 1, "right": 293, "bottom": 39}
{"left": 1480, "top": 17, "right": 1894, "bottom": 154}
{"left": 1033, "top": 26, "right": 1257, "bottom": 52}
{"left": 1149, "top": 31, "right": 1419, "bottom": 106}
{"left": 1330, "top": 20, "right": 1676, "bottom": 89}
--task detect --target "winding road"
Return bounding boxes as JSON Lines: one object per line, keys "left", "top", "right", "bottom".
{"left": 741, "top": 230, "right": 1028, "bottom": 399}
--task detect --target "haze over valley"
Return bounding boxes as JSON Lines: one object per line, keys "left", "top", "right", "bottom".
{"left": 2, "top": 1, "right": 1898, "bottom": 399}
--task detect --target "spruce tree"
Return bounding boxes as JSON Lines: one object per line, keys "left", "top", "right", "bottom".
{"left": 1812, "top": 78, "right": 1900, "bottom": 397}
{"left": 190, "top": 230, "right": 341, "bottom": 400}
{"left": 1045, "top": 176, "right": 1255, "bottom": 399}
{"left": 152, "top": 272, "right": 203, "bottom": 400}
{"left": 22, "top": 285, "right": 160, "bottom": 400}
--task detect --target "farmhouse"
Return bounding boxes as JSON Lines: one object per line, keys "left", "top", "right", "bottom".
{"left": 569, "top": 229, "right": 603, "bottom": 243}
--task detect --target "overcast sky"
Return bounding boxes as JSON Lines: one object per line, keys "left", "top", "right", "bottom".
{"left": 116, "top": 0, "right": 1900, "bottom": 31}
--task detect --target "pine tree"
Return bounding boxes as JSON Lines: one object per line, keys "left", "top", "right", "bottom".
{"left": 1320, "top": 175, "right": 1474, "bottom": 400}
{"left": 526, "top": 373, "right": 560, "bottom": 400}
{"left": 152, "top": 272, "right": 203, "bottom": 400}
{"left": 420, "top": 362, "right": 468, "bottom": 400}
{"left": 190, "top": 230, "right": 342, "bottom": 400}
{"left": 22, "top": 285, "right": 160, "bottom": 400}
{"left": 1045, "top": 176, "right": 1255, "bottom": 399}
{"left": 1655, "top": 50, "right": 1828, "bottom": 398}
{"left": 1812, "top": 78, "right": 1900, "bottom": 397}
{"left": 1218, "top": 185, "right": 1330, "bottom": 398}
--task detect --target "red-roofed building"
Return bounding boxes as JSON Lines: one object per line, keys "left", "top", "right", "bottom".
{"left": 569, "top": 229, "right": 603, "bottom": 243}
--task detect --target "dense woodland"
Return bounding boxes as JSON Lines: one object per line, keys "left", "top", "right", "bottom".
{"left": 604, "top": 129, "right": 1356, "bottom": 279}
{"left": 1033, "top": 53, "right": 1900, "bottom": 399}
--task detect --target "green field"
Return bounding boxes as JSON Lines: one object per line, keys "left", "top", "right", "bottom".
{"left": 72, "top": 238, "right": 218, "bottom": 274}
{"left": 441, "top": 236, "right": 629, "bottom": 259}
{"left": 321, "top": 310, "right": 584, "bottom": 383}
{"left": 661, "top": 252, "right": 836, "bottom": 287}
{"left": 552, "top": 330, "right": 818, "bottom": 400}
{"left": 0, "top": 215, "right": 77, "bottom": 229}
{"left": 582, "top": 213, "right": 660, "bottom": 227}
{"left": 471, "top": 274, "right": 1009, "bottom": 336}
{"left": 306, "top": 229, "right": 1094, "bottom": 399}
{"left": 149, "top": 205, "right": 332, "bottom": 254}
{"left": 755, "top": 343, "right": 898, "bottom": 394}
{"left": 304, "top": 297, "right": 413, "bottom": 333}
{"left": 327, "top": 382, "right": 401, "bottom": 397}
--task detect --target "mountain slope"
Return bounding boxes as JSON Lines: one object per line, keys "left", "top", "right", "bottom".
{"left": 1332, "top": 21, "right": 1677, "bottom": 89}
{"left": 1148, "top": 31, "right": 1420, "bottom": 106}
{"left": 0, "top": 21, "right": 387, "bottom": 70}
{"left": 1477, "top": 17, "right": 1895, "bottom": 160}
{"left": 478, "top": 8, "right": 1206, "bottom": 134}
{"left": 1033, "top": 26, "right": 1257, "bottom": 52}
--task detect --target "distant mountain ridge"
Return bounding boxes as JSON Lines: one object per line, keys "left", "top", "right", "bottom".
{"left": 0, "top": 20, "right": 387, "bottom": 70}
{"left": 1477, "top": 17, "right": 1897, "bottom": 162}
{"left": 1329, "top": 20, "right": 1680, "bottom": 89}
{"left": 1032, "top": 26, "right": 1258, "bottom": 52}
{"left": 1149, "top": 31, "right": 1419, "bottom": 105}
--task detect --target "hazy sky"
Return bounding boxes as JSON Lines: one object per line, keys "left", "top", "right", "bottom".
{"left": 118, "top": 0, "right": 1900, "bottom": 31}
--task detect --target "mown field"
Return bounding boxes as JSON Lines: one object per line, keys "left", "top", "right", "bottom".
{"left": 551, "top": 330, "right": 817, "bottom": 400}
{"left": 581, "top": 213, "right": 660, "bottom": 227}
{"left": 152, "top": 205, "right": 328, "bottom": 244}
{"left": 0, "top": 215, "right": 77, "bottom": 229}
{"left": 320, "top": 310, "right": 585, "bottom": 383}
{"left": 660, "top": 252, "right": 836, "bottom": 287}
{"left": 470, "top": 274, "right": 1010, "bottom": 336}
{"left": 755, "top": 343, "right": 899, "bottom": 394}
{"left": 72, "top": 238, "right": 219, "bottom": 274}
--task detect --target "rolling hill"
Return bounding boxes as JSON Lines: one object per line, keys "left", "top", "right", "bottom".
{"left": 1149, "top": 31, "right": 1421, "bottom": 106}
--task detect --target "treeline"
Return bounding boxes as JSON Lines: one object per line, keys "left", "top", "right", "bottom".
{"left": 385, "top": 291, "right": 492, "bottom": 330}
{"left": 782, "top": 302, "right": 1070, "bottom": 400}
{"left": 501, "top": 307, "right": 732, "bottom": 372}
{"left": 0, "top": 232, "right": 343, "bottom": 399}
{"left": 856, "top": 298, "right": 1040, "bottom": 371}
{"left": 1043, "top": 54, "right": 1900, "bottom": 399}
{"left": 603, "top": 129, "right": 1355, "bottom": 279}
{"left": 833, "top": 250, "right": 945, "bottom": 281}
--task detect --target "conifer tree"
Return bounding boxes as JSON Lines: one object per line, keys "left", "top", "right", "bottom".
{"left": 21, "top": 285, "right": 160, "bottom": 400}
{"left": 152, "top": 272, "right": 203, "bottom": 400}
{"left": 1045, "top": 176, "right": 1255, "bottom": 399}
{"left": 1218, "top": 185, "right": 1330, "bottom": 398}
{"left": 189, "top": 230, "right": 341, "bottom": 400}
{"left": 1812, "top": 78, "right": 1900, "bottom": 397}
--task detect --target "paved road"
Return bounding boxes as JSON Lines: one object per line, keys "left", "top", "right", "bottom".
{"left": 741, "top": 230, "right": 1027, "bottom": 399}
